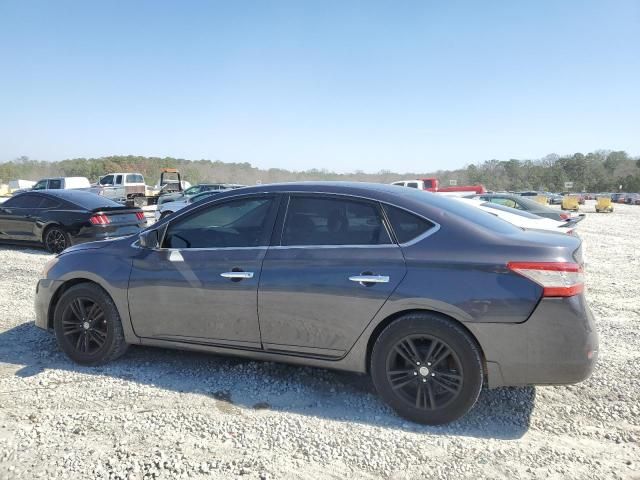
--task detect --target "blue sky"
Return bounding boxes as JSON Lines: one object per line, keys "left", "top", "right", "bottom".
{"left": 0, "top": 1, "right": 638, "bottom": 173}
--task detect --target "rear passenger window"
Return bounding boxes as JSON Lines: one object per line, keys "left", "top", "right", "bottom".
{"left": 38, "top": 197, "right": 60, "bottom": 209}
{"left": 282, "top": 196, "right": 391, "bottom": 246}
{"left": 407, "top": 182, "right": 419, "bottom": 188}
{"left": 383, "top": 205, "right": 435, "bottom": 244}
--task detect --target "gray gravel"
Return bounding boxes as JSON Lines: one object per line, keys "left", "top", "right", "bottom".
{"left": 0, "top": 200, "right": 638, "bottom": 479}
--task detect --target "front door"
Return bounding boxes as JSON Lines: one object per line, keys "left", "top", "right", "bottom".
{"left": 258, "top": 194, "right": 406, "bottom": 358}
{"left": 0, "top": 194, "right": 43, "bottom": 241}
{"left": 128, "top": 194, "right": 279, "bottom": 347}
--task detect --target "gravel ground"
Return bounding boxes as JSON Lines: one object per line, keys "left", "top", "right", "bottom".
{"left": 0, "top": 200, "right": 638, "bottom": 480}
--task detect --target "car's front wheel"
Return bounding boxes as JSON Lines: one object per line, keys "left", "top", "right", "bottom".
{"left": 370, "top": 312, "right": 483, "bottom": 425}
{"left": 160, "top": 210, "right": 173, "bottom": 219}
{"left": 53, "top": 283, "right": 129, "bottom": 365}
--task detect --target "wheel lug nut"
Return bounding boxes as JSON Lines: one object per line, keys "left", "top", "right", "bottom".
{"left": 416, "top": 362, "right": 420, "bottom": 365}
{"left": 413, "top": 372, "right": 417, "bottom": 375}
{"left": 422, "top": 379, "right": 426, "bottom": 383}
{"left": 431, "top": 373, "right": 435, "bottom": 377}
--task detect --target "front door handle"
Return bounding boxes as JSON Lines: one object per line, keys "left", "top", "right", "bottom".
{"left": 220, "top": 271, "right": 254, "bottom": 280}
{"left": 349, "top": 275, "right": 389, "bottom": 284}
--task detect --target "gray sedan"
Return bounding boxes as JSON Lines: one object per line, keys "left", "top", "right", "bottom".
{"left": 472, "top": 193, "right": 573, "bottom": 221}
{"left": 34, "top": 182, "right": 597, "bottom": 425}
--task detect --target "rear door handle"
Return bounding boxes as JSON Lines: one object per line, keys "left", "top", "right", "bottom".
{"left": 349, "top": 275, "right": 389, "bottom": 284}
{"left": 220, "top": 271, "right": 254, "bottom": 280}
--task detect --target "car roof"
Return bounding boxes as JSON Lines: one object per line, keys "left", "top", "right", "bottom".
{"left": 20, "top": 189, "right": 123, "bottom": 208}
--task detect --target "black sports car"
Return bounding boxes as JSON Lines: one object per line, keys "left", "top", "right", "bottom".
{"left": 0, "top": 190, "right": 146, "bottom": 253}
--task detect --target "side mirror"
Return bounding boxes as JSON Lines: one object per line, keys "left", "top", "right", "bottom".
{"left": 139, "top": 229, "right": 160, "bottom": 249}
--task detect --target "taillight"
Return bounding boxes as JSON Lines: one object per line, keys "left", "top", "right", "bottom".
{"left": 135, "top": 211, "right": 145, "bottom": 221}
{"left": 90, "top": 214, "right": 111, "bottom": 225}
{"left": 560, "top": 213, "right": 570, "bottom": 220}
{"left": 507, "top": 262, "right": 584, "bottom": 297}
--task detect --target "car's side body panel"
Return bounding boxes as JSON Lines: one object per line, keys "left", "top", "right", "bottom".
{"left": 34, "top": 182, "right": 597, "bottom": 390}
{"left": 258, "top": 245, "right": 407, "bottom": 356}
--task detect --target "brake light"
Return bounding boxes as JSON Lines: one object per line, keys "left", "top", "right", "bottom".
{"left": 560, "top": 213, "right": 570, "bottom": 220}
{"left": 507, "top": 262, "right": 584, "bottom": 297}
{"left": 135, "top": 211, "right": 145, "bottom": 221}
{"left": 90, "top": 214, "right": 111, "bottom": 225}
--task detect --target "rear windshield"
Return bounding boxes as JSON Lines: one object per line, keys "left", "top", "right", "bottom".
{"left": 50, "top": 191, "right": 123, "bottom": 210}
{"left": 126, "top": 174, "right": 144, "bottom": 183}
{"left": 391, "top": 188, "right": 521, "bottom": 234}
{"left": 513, "top": 195, "right": 551, "bottom": 210}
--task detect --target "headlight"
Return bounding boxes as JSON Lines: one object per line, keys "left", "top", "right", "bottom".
{"left": 42, "top": 257, "right": 59, "bottom": 278}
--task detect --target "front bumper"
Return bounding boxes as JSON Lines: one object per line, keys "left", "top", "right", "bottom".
{"left": 34, "top": 278, "right": 63, "bottom": 331}
{"left": 466, "top": 295, "right": 599, "bottom": 388}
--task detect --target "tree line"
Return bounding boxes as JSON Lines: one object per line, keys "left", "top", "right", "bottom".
{"left": 1, "top": 150, "right": 639, "bottom": 192}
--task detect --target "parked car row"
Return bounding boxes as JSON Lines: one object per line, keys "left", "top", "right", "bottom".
{"left": 30, "top": 182, "right": 597, "bottom": 426}
{"left": 0, "top": 190, "right": 146, "bottom": 253}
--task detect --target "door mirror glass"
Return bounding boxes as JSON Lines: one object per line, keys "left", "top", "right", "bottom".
{"left": 139, "top": 229, "right": 160, "bottom": 249}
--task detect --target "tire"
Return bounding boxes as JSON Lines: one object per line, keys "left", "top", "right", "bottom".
{"left": 53, "top": 283, "right": 129, "bottom": 366}
{"left": 43, "top": 226, "right": 71, "bottom": 254}
{"left": 160, "top": 211, "right": 173, "bottom": 220}
{"left": 370, "top": 312, "right": 483, "bottom": 425}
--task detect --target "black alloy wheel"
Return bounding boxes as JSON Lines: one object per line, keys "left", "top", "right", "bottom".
{"left": 53, "top": 283, "right": 129, "bottom": 365}
{"left": 44, "top": 227, "right": 69, "bottom": 254}
{"left": 386, "top": 334, "right": 464, "bottom": 410}
{"left": 61, "top": 297, "right": 108, "bottom": 356}
{"left": 371, "top": 312, "right": 483, "bottom": 425}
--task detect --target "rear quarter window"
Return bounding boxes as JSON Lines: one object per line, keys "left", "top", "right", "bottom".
{"left": 383, "top": 204, "right": 435, "bottom": 244}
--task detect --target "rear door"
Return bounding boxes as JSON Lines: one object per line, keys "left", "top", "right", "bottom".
{"left": 258, "top": 194, "right": 406, "bottom": 358}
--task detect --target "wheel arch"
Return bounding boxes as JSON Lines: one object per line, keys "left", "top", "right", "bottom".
{"left": 40, "top": 221, "right": 66, "bottom": 243}
{"left": 364, "top": 308, "right": 487, "bottom": 376}
{"left": 47, "top": 278, "right": 108, "bottom": 329}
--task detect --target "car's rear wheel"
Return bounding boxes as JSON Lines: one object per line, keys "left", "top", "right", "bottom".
{"left": 43, "top": 226, "right": 70, "bottom": 254}
{"left": 53, "top": 283, "right": 128, "bottom": 365}
{"left": 370, "top": 312, "right": 483, "bottom": 425}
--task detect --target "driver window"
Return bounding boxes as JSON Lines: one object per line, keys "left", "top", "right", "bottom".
{"left": 163, "top": 197, "right": 274, "bottom": 249}
{"left": 33, "top": 180, "right": 47, "bottom": 190}
{"left": 100, "top": 175, "right": 114, "bottom": 186}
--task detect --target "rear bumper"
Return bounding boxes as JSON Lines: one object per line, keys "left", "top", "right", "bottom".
{"left": 466, "top": 295, "right": 598, "bottom": 388}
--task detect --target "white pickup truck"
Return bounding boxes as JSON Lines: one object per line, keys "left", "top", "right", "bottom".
{"left": 89, "top": 173, "right": 146, "bottom": 203}
{"left": 89, "top": 169, "right": 187, "bottom": 207}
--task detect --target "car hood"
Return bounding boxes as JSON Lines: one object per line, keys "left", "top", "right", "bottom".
{"left": 60, "top": 237, "right": 128, "bottom": 255}
{"left": 160, "top": 199, "right": 189, "bottom": 210}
